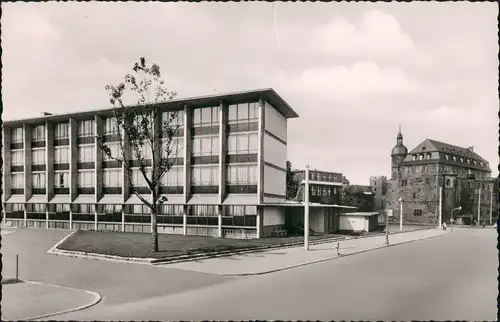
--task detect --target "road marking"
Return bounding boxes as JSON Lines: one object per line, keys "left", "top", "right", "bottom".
{"left": 21, "top": 280, "right": 102, "bottom": 321}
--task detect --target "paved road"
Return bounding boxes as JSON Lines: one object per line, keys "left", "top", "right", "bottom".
{"left": 1, "top": 229, "right": 233, "bottom": 306}
{"left": 53, "top": 228, "right": 497, "bottom": 321}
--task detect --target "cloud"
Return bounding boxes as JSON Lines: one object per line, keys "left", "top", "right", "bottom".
{"left": 280, "top": 62, "right": 421, "bottom": 100}
{"left": 307, "top": 9, "right": 416, "bottom": 61}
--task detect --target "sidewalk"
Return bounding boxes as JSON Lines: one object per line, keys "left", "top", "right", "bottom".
{"left": 2, "top": 280, "right": 101, "bottom": 321}
{"left": 160, "top": 229, "right": 447, "bottom": 276}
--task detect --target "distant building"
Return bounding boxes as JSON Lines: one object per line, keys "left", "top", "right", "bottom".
{"left": 386, "top": 128, "right": 495, "bottom": 224}
{"left": 369, "top": 176, "right": 388, "bottom": 211}
{"left": 292, "top": 169, "right": 343, "bottom": 205}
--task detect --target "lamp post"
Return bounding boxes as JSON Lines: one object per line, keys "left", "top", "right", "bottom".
{"left": 399, "top": 197, "right": 403, "bottom": 231}
{"left": 304, "top": 164, "right": 310, "bottom": 251}
{"left": 451, "top": 206, "right": 461, "bottom": 232}
{"left": 385, "top": 202, "right": 389, "bottom": 245}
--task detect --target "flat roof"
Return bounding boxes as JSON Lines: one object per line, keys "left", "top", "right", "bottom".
{"left": 4, "top": 88, "right": 299, "bottom": 127}
{"left": 262, "top": 202, "right": 357, "bottom": 209}
{"left": 339, "top": 212, "right": 381, "bottom": 217}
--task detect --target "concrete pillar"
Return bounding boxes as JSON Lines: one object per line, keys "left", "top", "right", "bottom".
{"left": 256, "top": 210, "right": 261, "bottom": 239}
{"left": 94, "top": 210, "right": 98, "bottom": 230}
{"left": 257, "top": 97, "right": 266, "bottom": 204}
{"left": 2, "top": 126, "right": 12, "bottom": 203}
{"left": 183, "top": 104, "right": 192, "bottom": 203}
{"left": 69, "top": 119, "right": 78, "bottom": 202}
{"left": 46, "top": 121, "right": 54, "bottom": 202}
{"left": 69, "top": 210, "right": 73, "bottom": 230}
{"left": 95, "top": 115, "right": 104, "bottom": 203}
{"left": 46, "top": 208, "right": 49, "bottom": 229}
{"left": 24, "top": 208, "right": 27, "bottom": 227}
{"left": 121, "top": 208, "right": 125, "bottom": 232}
{"left": 218, "top": 211, "right": 222, "bottom": 238}
{"left": 183, "top": 212, "right": 187, "bottom": 236}
{"left": 218, "top": 100, "right": 227, "bottom": 204}
{"left": 122, "top": 117, "right": 131, "bottom": 203}
{"left": 24, "top": 124, "right": 33, "bottom": 203}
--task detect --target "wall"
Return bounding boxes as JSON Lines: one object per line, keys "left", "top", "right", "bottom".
{"left": 264, "top": 101, "right": 286, "bottom": 142}
{"left": 263, "top": 164, "right": 286, "bottom": 201}
{"left": 309, "top": 207, "right": 325, "bottom": 233}
{"left": 263, "top": 206, "right": 286, "bottom": 226}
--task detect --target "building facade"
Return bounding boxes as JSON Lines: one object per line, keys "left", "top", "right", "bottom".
{"left": 292, "top": 169, "right": 344, "bottom": 205}
{"left": 369, "top": 176, "right": 388, "bottom": 211}
{"left": 2, "top": 89, "right": 301, "bottom": 238}
{"left": 386, "top": 129, "right": 495, "bottom": 224}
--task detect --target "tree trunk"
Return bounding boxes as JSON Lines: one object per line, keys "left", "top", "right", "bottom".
{"left": 151, "top": 208, "right": 159, "bottom": 252}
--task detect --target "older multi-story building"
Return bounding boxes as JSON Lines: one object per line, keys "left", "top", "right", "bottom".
{"left": 292, "top": 169, "right": 343, "bottom": 205}
{"left": 2, "top": 89, "right": 303, "bottom": 238}
{"left": 369, "top": 176, "right": 388, "bottom": 211}
{"left": 386, "top": 128, "right": 495, "bottom": 224}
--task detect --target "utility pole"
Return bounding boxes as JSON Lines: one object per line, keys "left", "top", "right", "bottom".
{"left": 477, "top": 185, "right": 482, "bottom": 225}
{"left": 385, "top": 201, "right": 389, "bottom": 245}
{"left": 490, "top": 185, "right": 493, "bottom": 225}
{"left": 304, "top": 164, "right": 310, "bottom": 251}
{"left": 399, "top": 197, "right": 403, "bottom": 231}
{"left": 438, "top": 186, "right": 443, "bottom": 229}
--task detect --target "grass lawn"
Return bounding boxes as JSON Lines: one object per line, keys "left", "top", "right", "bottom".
{"left": 57, "top": 230, "right": 343, "bottom": 259}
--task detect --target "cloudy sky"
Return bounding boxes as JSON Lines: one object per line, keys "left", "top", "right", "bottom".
{"left": 2, "top": 2, "right": 498, "bottom": 184}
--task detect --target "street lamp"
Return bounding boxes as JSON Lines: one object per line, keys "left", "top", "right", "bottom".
{"left": 398, "top": 197, "right": 404, "bottom": 231}
{"left": 451, "top": 206, "right": 461, "bottom": 231}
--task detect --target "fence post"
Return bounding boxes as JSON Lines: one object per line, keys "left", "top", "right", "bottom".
{"left": 336, "top": 242, "right": 340, "bottom": 256}
{"left": 16, "top": 254, "right": 19, "bottom": 282}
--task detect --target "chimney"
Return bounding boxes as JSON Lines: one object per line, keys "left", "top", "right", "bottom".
{"left": 467, "top": 146, "right": 474, "bottom": 152}
{"left": 41, "top": 112, "right": 53, "bottom": 116}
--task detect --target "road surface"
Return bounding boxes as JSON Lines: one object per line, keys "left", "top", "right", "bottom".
{"left": 52, "top": 228, "right": 497, "bottom": 321}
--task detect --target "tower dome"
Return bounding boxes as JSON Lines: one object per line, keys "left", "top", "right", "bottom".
{"left": 391, "top": 126, "right": 407, "bottom": 179}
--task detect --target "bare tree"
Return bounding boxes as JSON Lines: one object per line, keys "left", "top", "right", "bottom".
{"left": 97, "top": 57, "right": 181, "bottom": 252}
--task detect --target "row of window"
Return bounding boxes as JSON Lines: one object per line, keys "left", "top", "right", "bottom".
{"left": 9, "top": 133, "right": 259, "bottom": 164}
{"left": 5, "top": 203, "right": 258, "bottom": 217}
{"left": 310, "top": 185, "right": 341, "bottom": 196}
{"left": 307, "top": 172, "right": 342, "bottom": 183}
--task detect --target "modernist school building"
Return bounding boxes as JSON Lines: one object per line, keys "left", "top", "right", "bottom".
{"left": 2, "top": 88, "right": 344, "bottom": 239}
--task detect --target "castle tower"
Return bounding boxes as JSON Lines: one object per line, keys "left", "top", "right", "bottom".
{"left": 391, "top": 125, "right": 408, "bottom": 179}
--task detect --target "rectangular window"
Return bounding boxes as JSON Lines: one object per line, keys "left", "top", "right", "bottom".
{"left": 32, "top": 125, "right": 46, "bottom": 141}
{"left": 193, "top": 106, "right": 219, "bottom": 126}
{"left": 131, "top": 169, "right": 148, "bottom": 187}
{"left": 54, "top": 147, "right": 69, "bottom": 164}
{"left": 192, "top": 136, "right": 219, "bottom": 156}
{"left": 227, "top": 133, "right": 258, "bottom": 155}
{"left": 11, "top": 127, "right": 24, "bottom": 143}
{"left": 55, "top": 172, "right": 69, "bottom": 188}
{"left": 78, "top": 171, "right": 95, "bottom": 187}
{"left": 32, "top": 149, "right": 46, "bottom": 165}
{"left": 227, "top": 164, "right": 258, "bottom": 185}
{"left": 227, "top": 102, "right": 259, "bottom": 123}
{"left": 32, "top": 173, "right": 46, "bottom": 188}
{"left": 104, "top": 170, "right": 122, "bottom": 187}
{"left": 162, "top": 137, "right": 184, "bottom": 158}
{"left": 132, "top": 144, "right": 152, "bottom": 160}
{"left": 425, "top": 178, "right": 430, "bottom": 185}
{"left": 160, "top": 167, "right": 184, "bottom": 186}
{"left": 78, "top": 145, "right": 95, "bottom": 162}
{"left": 11, "top": 150, "right": 23, "bottom": 166}
{"left": 104, "top": 143, "right": 120, "bottom": 160}
{"left": 413, "top": 209, "right": 422, "bottom": 216}
{"left": 163, "top": 110, "right": 184, "bottom": 127}
{"left": 78, "top": 120, "right": 95, "bottom": 137}
{"left": 11, "top": 173, "right": 24, "bottom": 188}
{"left": 105, "top": 117, "right": 119, "bottom": 135}
{"left": 55, "top": 123, "right": 69, "bottom": 139}
{"left": 191, "top": 166, "right": 218, "bottom": 186}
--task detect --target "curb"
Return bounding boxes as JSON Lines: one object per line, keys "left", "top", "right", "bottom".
{"left": 220, "top": 231, "right": 447, "bottom": 277}
{"left": 47, "top": 227, "right": 437, "bottom": 266}
{"left": 152, "top": 236, "right": 347, "bottom": 265}
{"left": 48, "top": 231, "right": 346, "bottom": 265}
{"left": 19, "top": 280, "right": 102, "bottom": 321}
